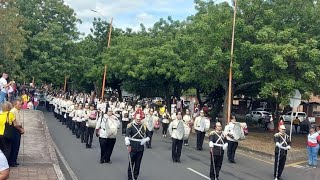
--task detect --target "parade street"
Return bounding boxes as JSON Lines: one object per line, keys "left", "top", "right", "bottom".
{"left": 42, "top": 110, "right": 320, "bottom": 180}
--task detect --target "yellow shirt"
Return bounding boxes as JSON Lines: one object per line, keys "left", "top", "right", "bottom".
{"left": 21, "top": 94, "right": 30, "bottom": 103}
{"left": 159, "top": 107, "right": 165, "bottom": 116}
{"left": 0, "top": 111, "right": 15, "bottom": 135}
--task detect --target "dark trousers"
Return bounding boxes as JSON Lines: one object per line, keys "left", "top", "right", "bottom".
{"left": 128, "top": 151, "right": 144, "bottom": 180}
{"left": 71, "top": 121, "right": 76, "bottom": 134}
{"left": 227, "top": 140, "right": 238, "bottom": 162}
{"left": 85, "top": 127, "right": 95, "bottom": 147}
{"left": 172, "top": 138, "right": 183, "bottom": 162}
{"left": 99, "top": 138, "right": 116, "bottom": 162}
{"left": 210, "top": 153, "right": 223, "bottom": 179}
{"left": 146, "top": 130, "right": 153, "bottom": 148}
{"left": 75, "top": 122, "right": 81, "bottom": 138}
{"left": 0, "top": 136, "right": 12, "bottom": 160}
{"left": 274, "top": 154, "right": 286, "bottom": 178}
{"left": 294, "top": 125, "right": 299, "bottom": 133}
{"left": 196, "top": 130, "right": 205, "bottom": 150}
{"left": 46, "top": 102, "right": 49, "bottom": 111}
{"left": 122, "top": 121, "right": 129, "bottom": 134}
{"left": 162, "top": 123, "right": 169, "bottom": 135}
{"left": 80, "top": 122, "right": 86, "bottom": 143}
{"left": 9, "top": 129, "right": 21, "bottom": 165}
{"left": 49, "top": 104, "right": 53, "bottom": 112}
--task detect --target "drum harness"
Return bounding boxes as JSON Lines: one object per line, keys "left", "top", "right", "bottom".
{"left": 210, "top": 131, "right": 225, "bottom": 180}
{"left": 275, "top": 133, "right": 289, "bottom": 180}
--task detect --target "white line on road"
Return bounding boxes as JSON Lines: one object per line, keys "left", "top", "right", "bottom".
{"left": 187, "top": 167, "right": 210, "bottom": 180}
{"left": 52, "top": 141, "right": 79, "bottom": 180}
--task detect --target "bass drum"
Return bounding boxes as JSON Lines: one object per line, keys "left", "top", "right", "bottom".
{"left": 183, "top": 123, "right": 190, "bottom": 140}
{"left": 204, "top": 118, "right": 210, "bottom": 132}
{"left": 106, "top": 120, "right": 118, "bottom": 138}
{"left": 175, "top": 121, "right": 185, "bottom": 140}
{"left": 233, "top": 122, "right": 245, "bottom": 140}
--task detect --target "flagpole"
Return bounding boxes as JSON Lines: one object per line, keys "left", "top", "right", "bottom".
{"left": 64, "top": 76, "right": 67, "bottom": 93}
{"left": 227, "top": 0, "right": 238, "bottom": 123}
{"left": 101, "top": 17, "right": 113, "bottom": 99}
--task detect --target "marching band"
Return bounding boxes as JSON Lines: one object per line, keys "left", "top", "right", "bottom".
{"left": 44, "top": 92, "right": 286, "bottom": 180}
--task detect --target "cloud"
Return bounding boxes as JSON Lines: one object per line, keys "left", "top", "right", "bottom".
{"left": 64, "top": 0, "right": 231, "bottom": 35}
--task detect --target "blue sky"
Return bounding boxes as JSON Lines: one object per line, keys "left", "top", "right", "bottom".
{"left": 64, "top": 0, "right": 230, "bottom": 35}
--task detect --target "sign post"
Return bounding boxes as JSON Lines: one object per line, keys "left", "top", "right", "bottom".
{"left": 289, "top": 89, "right": 301, "bottom": 141}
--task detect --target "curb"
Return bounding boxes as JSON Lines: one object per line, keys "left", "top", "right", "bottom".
{"left": 37, "top": 110, "right": 66, "bottom": 180}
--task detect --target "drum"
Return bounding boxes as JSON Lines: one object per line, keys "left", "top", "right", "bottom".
{"left": 146, "top": 117, "right": 154, "bottom": 131}
{"left": 233, "top": 122, "right": 245, "bottom": 140}
{"left": 183, "top": 123, "right": 190, "bottom": 140}
{"left": 106, "top": 119, "right": 118, "bottom": 138}
{"left": 175, "top": 121, "right": 185, "bottom": 140}
{"left": 204, "top": 118, "right": 210, "bottom": 132}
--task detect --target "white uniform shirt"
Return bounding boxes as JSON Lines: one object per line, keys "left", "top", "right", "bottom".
{"left": 162, "top": 113, "right": 170, "bottom": 123}
{"left": 183, "top": 115, "right": 192, "bottom": 125}
{"left": 122, "top": 110, "right": 130, "bottom": 122}
{"left": 194, "top": 116, "right": 206, "bottom": 132}
{"left": 75, "top": 109, "right": 85, "bottom": 122}
{"left": 95, "top": 114, "right": 120, "bottom": 138}
{"left": 168, "top": 119, "right": 185, "bottom": 140}
{"left": 224, "top": 122, "right": 238, "bottom": 142}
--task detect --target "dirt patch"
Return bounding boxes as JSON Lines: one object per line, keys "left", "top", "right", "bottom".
{"left": 239, "top": 131, "right": 307, "bottom": 155}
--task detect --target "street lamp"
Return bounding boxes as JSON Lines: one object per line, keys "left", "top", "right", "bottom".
{"left": 91, "top": 9, "right": 113, "bottom": 99}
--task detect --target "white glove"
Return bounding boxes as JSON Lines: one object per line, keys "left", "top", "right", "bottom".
{"left": 140, "top": 137, "right": 150, "bottom": 145}
{"left": 223, "top": 143, "right": 228, "bottom": 151}
{"left": 209, "top": 141, "right": 214, "bottom": 148}
{"left": 125, "top": 137, "right": 130, "bottom": 146}
{"left": 276, "top": 142, "right": 281, "bottom": 147}
{"left": 285, "top": 145, "right": 291, "bottom": 150}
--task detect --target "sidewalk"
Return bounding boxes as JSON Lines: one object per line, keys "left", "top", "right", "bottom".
{"left": 8, "top": 110, "right": 64, "bottom": 180}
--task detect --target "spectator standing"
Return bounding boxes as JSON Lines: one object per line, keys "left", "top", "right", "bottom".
{"left": 306, "top": 126, "right": 320, "bottom": 168}
{"left": 0, "top": 73, "right": 15, "bottom": 104}
{"left": 0, "top": 149, "right": 9, "bottom": 180}
{"left": 9, "top": 100, "right": 24, "bottom": 167}
{"left": 293, "top": 117, "right": 300, "bottom": 134}
{"left": 0, "top": 102, "right": 24, "bottom": 161}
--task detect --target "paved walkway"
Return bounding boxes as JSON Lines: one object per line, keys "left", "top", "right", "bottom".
{"left": 8, "top": 110, "right": 63, "bottom": 180}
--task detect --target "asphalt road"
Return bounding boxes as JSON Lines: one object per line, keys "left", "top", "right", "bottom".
{"left": 42, "top": 110, "right": 320, "bottom": 180}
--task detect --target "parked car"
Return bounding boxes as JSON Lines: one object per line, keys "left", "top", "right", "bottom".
{"left": 255, "top": 108, "right": 272, "bottom": 113}
{"left": 281, "top": 111, "right": 316, "bottom": 123}
{"left": 246, "top": 111, "right": 271, "bottom": 122}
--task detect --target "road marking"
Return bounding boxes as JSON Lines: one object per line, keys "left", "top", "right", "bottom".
{"left": 204, "top": 140, "right": 274, "bottom": 165}
{"left": 286, "top": 158, "right": 320, "bottom": 167}
{"left": 187, "top": 167, "right": 210, "bottom": 180}
{"left": 52, "top": 141, "right": 79, "bottom": 180}
{"left": 236, "top": 152, "right": 273, "bottom": 165}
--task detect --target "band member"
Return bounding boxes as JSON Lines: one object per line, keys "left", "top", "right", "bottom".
{"left": 274, "top": 125, "right": 291, "bottom": 180}
{"left": 96, "top": 108, "right": 120, "bottom": 163}
{"left": 143, "top": 109, "right": 157, "bottom": 149}
{"left": 122, "top": 107, "right": 130, "bottom": 135}
{"left": 69, "top": 104, "right": 78, "bottom": 134}
{"left": 65, "top": 97, "right": 74, "bottom": 129}
{"left": 80, "top": 103, "right": 90, "bottom": 143}
{"left": 171, "top": 108, "right": 177, "bottom": 120}
{"left": 125, "top": 112, "right": 150, "bottom": 180}
{"left": 168, "top": 112, "right": 185, "bottom": 163}
{"left": 162, "top": 109, "right": 171, "bottom": 138}
{"left": 209, "top": 122, "right": 227, "bottom": 180}
{"left": 85, "top": 104, "right": 97, "bottom": 148}
{"left": 224, "top": 116, "right": 238, "bottom": 163}
{"left": 183, "top": 109, "right": 192, "bottom": 146}
{"left": 75, "top": 104, "right": 84, "bottom": 139}
{"left": 194, "top": 110, "right": 206, "bottom": 150}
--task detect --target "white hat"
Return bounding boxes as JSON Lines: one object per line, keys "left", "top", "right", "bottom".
{"left": 279, "top": 125, "right": 286, "bottom": 130}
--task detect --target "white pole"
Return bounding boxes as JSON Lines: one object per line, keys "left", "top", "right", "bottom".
{"left": 289, "top": 105, "right": 294, "bottom": 141}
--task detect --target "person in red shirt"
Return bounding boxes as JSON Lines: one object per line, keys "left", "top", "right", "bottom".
{"left": 306, "top": 126, "right": 320, "bottom": 168}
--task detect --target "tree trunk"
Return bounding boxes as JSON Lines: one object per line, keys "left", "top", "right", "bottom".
{"left": 164, "top": 81, "right": 171, "bottom": 113}
{"left": 196, "top": 87, "right": 203, "bottom": 109}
